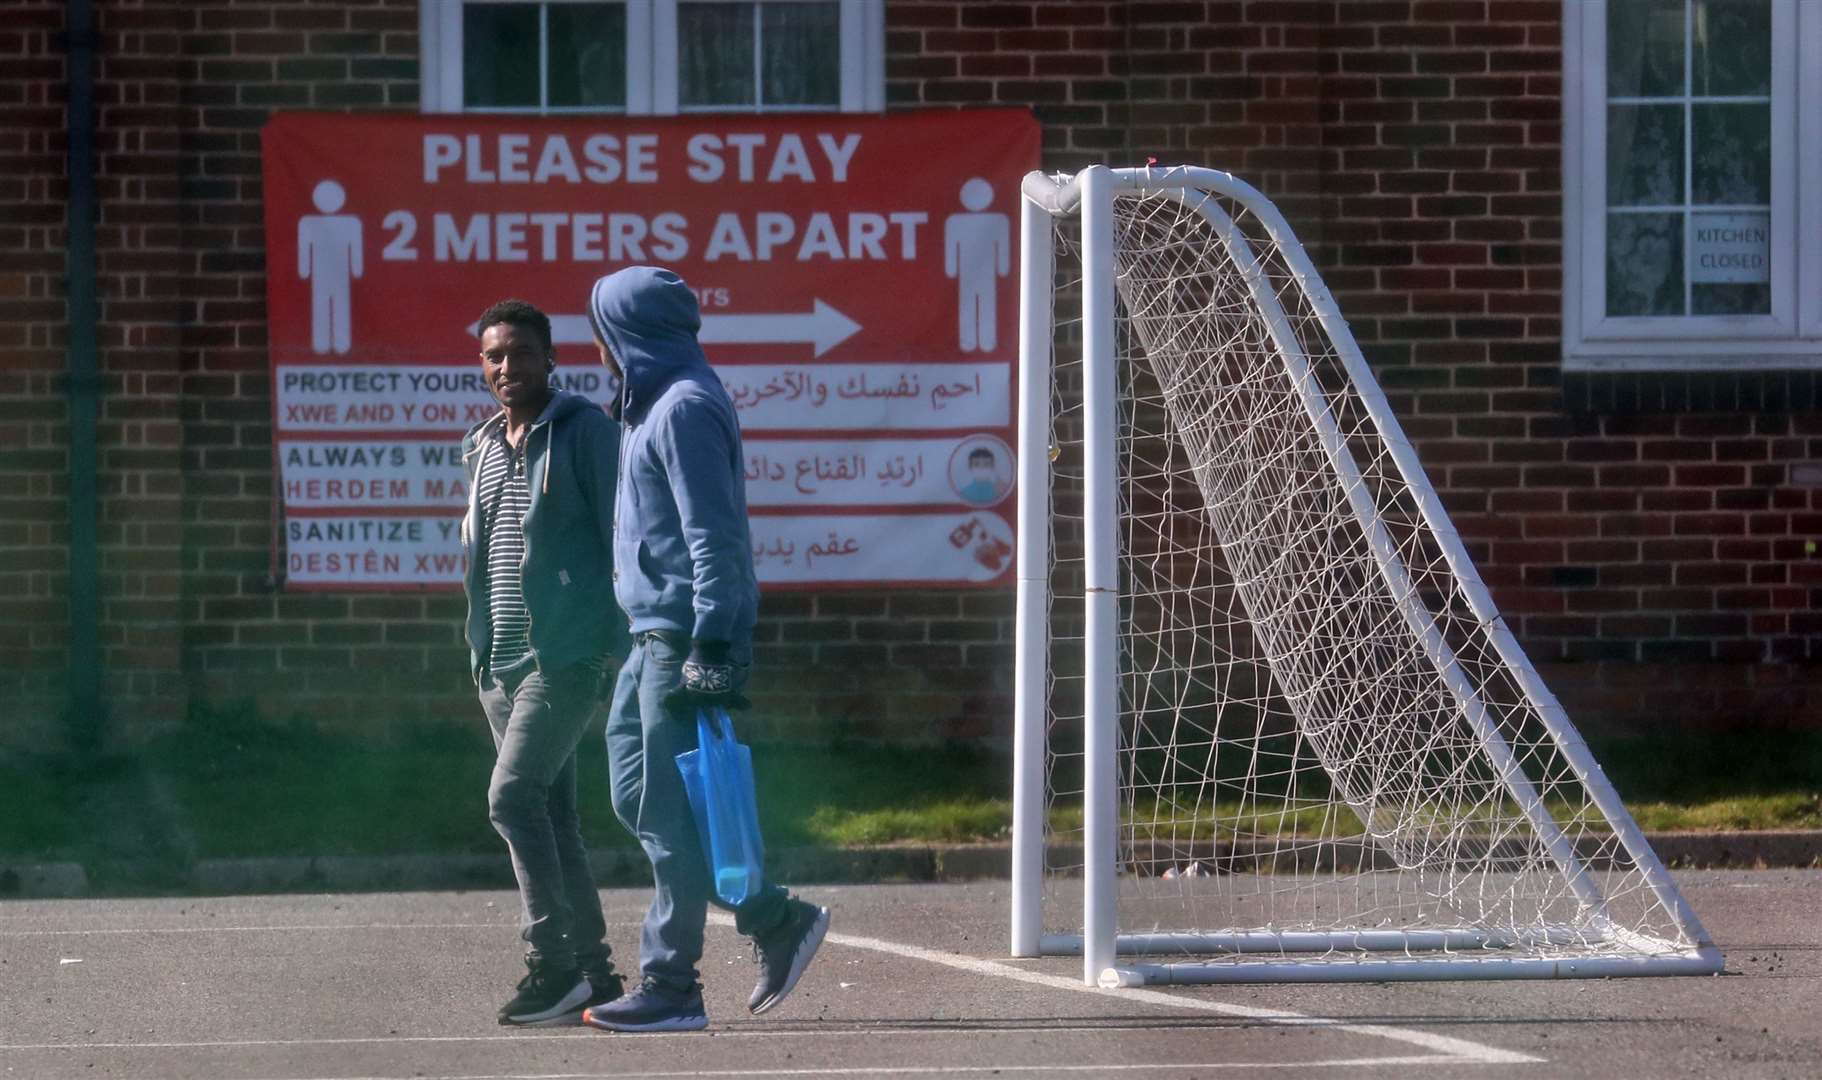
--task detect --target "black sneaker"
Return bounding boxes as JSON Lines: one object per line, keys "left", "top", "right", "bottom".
{"left": 581, "top": 958, "right": 625, "bottom": 1011}
{"left": 582, "top": 976, "right": 708, "bottom": 1033}
{"left": 497, "top": 958, "right": 592, "bottom": 1027}
{"left": 747, "top": 899, "right": 830, "bottom": 1015}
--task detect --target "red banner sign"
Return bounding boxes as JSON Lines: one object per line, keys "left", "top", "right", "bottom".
{"left": 262, "top": 110, "right": 1039, "bottom": 590}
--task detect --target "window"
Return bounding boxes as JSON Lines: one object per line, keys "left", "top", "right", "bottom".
{"left": 420, "top": 0, "right": 884, "bottom": 116}
{"left": 460, "top": 2, "right": 631, "bottom": 111}
{"left": 1563, "top": 0, "right": 1822, "bottom": 370}
{"left": 677, "top": 2, "right": 840, "bottom": 111}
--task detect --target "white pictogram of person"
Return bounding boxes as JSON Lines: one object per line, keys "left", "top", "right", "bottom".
{"left": 944, "top": 178, "right": 1010, "bottom": 352}
{"left": 298, "top": 179, "right": 363, "bottom": 355}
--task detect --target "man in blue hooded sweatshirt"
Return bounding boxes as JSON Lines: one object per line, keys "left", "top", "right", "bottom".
{"left": 578, "top": 267, "right": 829, "bottom": 1034}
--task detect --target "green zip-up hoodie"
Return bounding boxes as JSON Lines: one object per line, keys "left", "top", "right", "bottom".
{"left": 459, "top": 388, "right": 629, "bottom": 684}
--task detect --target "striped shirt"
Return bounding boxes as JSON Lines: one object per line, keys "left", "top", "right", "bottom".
{"left": 476, "top": 429, "right": 533, "bottom": 675}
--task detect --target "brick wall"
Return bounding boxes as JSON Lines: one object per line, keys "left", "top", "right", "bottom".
{"left": 7, "top": 0, "right": 1818, "bottom": 751}
{"left": 888, "top": 0, "right": 1820, "bottom": 731}
{"left": 7, "top": 0, "right": 1023, "bottom": 748}
{"left": 98, "top": 0, "right": 471, "bottom": 739}
{"left": 0, "top": 3, "right": 71, "bottom": 748}
{"left": 4, "top": 0, "right": 458, "bottom": 749}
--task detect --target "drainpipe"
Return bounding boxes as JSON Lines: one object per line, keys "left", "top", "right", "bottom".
{"left": 64, "top": 0, "right": 103, "bottom": 752}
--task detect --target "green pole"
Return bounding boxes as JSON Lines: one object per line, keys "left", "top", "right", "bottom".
{"left": 65, "top": 0, "right": 103, "bottom": 752}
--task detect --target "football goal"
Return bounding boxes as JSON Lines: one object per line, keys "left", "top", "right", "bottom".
{"left": 1010, "top": 164, "right": 1723, "bottom": 987}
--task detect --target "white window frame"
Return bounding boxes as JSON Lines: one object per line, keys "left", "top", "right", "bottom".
{"left": 1562, "top": 0, "right": 1822, "bottom": 371}
{"left": 420, "top": 0, "right": 885, "bottom": 116}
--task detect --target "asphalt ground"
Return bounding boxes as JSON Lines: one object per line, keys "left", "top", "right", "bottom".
{"left": 1, "top": 871, "right": 1817, "bottom": 1080}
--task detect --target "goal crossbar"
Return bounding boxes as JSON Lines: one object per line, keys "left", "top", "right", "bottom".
{"left": 1011, "top": 164, "right": 1723, "bottom": 987}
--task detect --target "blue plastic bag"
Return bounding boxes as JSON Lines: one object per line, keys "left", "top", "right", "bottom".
{"left": 674, "top": 706, "right": 766, "bottom": 907}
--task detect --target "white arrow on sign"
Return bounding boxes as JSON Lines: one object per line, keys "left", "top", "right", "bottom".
{"left": 699, "top": 300, "right": 862, "bottom": 358}
{"left": 522, "top": 300, "right": 862, "bottom": 359}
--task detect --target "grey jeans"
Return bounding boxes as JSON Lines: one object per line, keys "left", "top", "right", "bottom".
{"left": 479, "top": 662, "right": 611, "bottom": 971}
{"left": 604, "top": 632, "right": 789, "bottom": 991}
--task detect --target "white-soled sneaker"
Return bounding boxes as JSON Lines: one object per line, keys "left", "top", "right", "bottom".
{"left": 497, "top": 959, "right": 591, "bottom": 1027}
{"left": 582, "top": 977, "right": 708, "bottom": 1033}
{"left": 747, "top": 899, "right": 830, "bottom": 1015}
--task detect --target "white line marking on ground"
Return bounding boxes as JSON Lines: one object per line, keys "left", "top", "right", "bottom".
{"left": 0, "top": 1031, "right": 1450, "bottom": 1056}
{"left": 710, "top": 915, "right": 1541, "bottom": 1067}
{"left": 0, "top": 922, "right": 642, "bottom": 938}
{"left": 243, "top": 1061, "right": 1496, "bottom": 1080}
{"left": 0, "top": 915, "right": 1540, "bottom": 1068}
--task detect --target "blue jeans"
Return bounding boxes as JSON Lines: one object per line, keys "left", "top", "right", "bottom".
{"left": 604, "top": 632, "right": 789, "bottom": 991}
{"left": 479, "top": 662, "right": 611, "bottom": 971}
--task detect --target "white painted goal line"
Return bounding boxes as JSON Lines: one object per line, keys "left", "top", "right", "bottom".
{"left": 705, "top": 914, "right": 1541, "bottom": 1066}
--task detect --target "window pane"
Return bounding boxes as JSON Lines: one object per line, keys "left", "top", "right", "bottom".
{"left": 464, "top": 3, "right": 539, "bottom": 109}
{"left": 679, "top": 3, "right": 755, "bottom": 107}
{"left": 1607, "top": 212, "right": 1685, "bottom": 316}
{"left": 1607, "top": 104, "right": 1684, "bottom": 206}
{"left": 1608, "top": 0, "right": 1685, "bottom": 98}
{"left": 548, "top": 3, "right": 627, "bottom": 108}
{"left": 1692, "top": 281, "right": 1772, "bottom": 315}
{"left": 1693, "top": 0, "right": 1771, "bottom": 96}
{"left": 1691, "top": 103, "right": 1770, "bottom": 205}
{"left": 760, "top": 2, "right": 839, "bottom": 106}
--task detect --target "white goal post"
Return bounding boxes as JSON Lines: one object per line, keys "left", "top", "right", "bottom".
{"left": 1010, "top": 164, "right": 1723, "bottom": 987}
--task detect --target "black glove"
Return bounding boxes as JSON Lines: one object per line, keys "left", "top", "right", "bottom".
{"left": 661, "top": 639, "right": 751, "bottom": 712}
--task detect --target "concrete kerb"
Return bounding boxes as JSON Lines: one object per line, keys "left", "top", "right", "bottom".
{"left": 0, "top": 861, "right": 88, "bottom": 898}
{"left": 1648, "top": 830, "right": 1822, "bottom": 870}
{"left": 2, "top": 832, "right": 1817, "bottom": 900}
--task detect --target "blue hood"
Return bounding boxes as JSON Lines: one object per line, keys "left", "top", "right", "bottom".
{"left": 584, "top": 266, "right": 758, "bottom": 644}
{"left": 587, "top": 266, "right": 711, "bottom": 423}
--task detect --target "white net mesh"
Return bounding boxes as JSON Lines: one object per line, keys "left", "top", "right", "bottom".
{"left": 1036, "top": 179, "right": 1708, "bottom": 974}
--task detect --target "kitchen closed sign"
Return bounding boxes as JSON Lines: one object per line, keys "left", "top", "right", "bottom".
{"left": 1690, "top": 213, "right": 1771, "bottom": 284}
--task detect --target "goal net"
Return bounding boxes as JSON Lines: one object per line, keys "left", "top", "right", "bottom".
{"left": 1010, "top": 165, "right": 1721, "bottom": 986}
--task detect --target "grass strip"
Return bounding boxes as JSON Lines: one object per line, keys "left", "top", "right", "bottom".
{"left": 2, "top": 703, "right": 1818, "bottom": 863}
